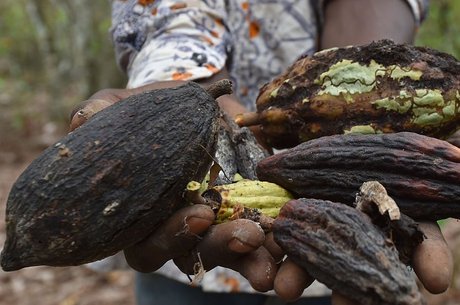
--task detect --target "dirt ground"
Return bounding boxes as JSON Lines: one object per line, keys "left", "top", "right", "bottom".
{"left": 0, "top": 153, "right": 459, "bottom": 305}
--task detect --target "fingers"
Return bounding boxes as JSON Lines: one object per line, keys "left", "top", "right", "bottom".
{"left": 267, "top": 232, "right": 314, "bottom": 299}
{"left": 124, "top": 204, "right": 215, "bottom": 273}
{"left": 173, "top": 219, "right": 265, "bottom": 271}
{"left": 412, "top": 221, "right": 453, "bottom": 294}
{"left": 69, "top": 88, "right": 132, "bottom": 131}
{"left": 331, "top": 291, "right": 357, "bottom": 305}
{"left": 69, "top": 82, "right": 189, "bottom": 131}
{"left": 70, "top": 99, "right": 114, "bottom": 131}
{"left": 274, "top": 258, "right": 315, "bottom": 301}
{"left": 264, "top": 232, "right": 285, "bottom": 263}
{"left": 230, "top": 246, "right": 278, "bottom": 292}
{"left": 173, "top": 219, "right": 277, "bottom": 291}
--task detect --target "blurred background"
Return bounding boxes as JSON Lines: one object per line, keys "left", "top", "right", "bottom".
{"left": 0, "top": 0, "right": 126, "bottom": 162}
{"left": 0, "top": 0, "right": 459, "bottom": 304}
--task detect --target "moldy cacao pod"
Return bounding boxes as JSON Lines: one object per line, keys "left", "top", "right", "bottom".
{"left": 1, "top": 81, "right": 230, "bottom": 271}
{"left": 237, "top": 40, "right": 460, "bottom": 148}
{"left": 257, "top": 132, "right": 460, "bottom": 220}
{"left": 273, "top": 198, "right": 424, "bottom": 305}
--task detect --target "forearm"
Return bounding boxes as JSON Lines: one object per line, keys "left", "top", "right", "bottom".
{"left": 320, "top": 0, "right": 416, "bottom": 49}
{"left": 70, "top": 67, "right": 247, "bottom": 132}
{"left": 126, "top": 68, "right": 246, "bottom": 118}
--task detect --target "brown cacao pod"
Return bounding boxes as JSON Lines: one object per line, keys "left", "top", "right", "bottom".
{"left": 1, "top": 81, "right": 226, "bottom": 271}
{"left": 237, "top": 40, "right": 460, "bottom": 149}
{"left": 273, "top": 199, "right": 423, "bottom": 305}
{"left": 257, "top": 132, "right": 460, "bottom": 220}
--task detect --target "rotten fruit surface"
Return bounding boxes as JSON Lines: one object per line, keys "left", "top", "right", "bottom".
{"left": 237, "top": 40, "right": 460, "bottom": 148}
{"left": 187, "top": 179, "right": 293, "bottom": 227}
{"left": 257, "top": 132, "right": 460, "bottom": 220}
{"left": 1, "top": 81, "right": 229, "bottom": 271}
{"left": 273, "top": 198, "right": 424, "bottom": 305}
{"left": 214, "top": 112, "right": 269, "bottom": 185}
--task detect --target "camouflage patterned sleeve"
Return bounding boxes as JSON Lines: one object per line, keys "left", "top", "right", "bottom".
{"left": 110, "top": 0, "right": 231, "bottom": 88}
{"left": 405, "top": 0, "right": 429, "bottom": 25}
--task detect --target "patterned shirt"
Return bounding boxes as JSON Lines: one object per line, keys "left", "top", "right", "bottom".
{"left": 108, "top": 0, "right": 428, "bottom": 295}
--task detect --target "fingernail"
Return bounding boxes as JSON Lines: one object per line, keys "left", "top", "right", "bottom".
{"left": 185, "top": 217, "right": 213, "bottom": 235}
{"left": 228, "top": 238, "right": 258, "bottom": 253}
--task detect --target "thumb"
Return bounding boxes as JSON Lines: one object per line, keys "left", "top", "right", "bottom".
{"left": 124, "top": 204, "right": 215, "bottom": 273}
{"left": 412, "top": 221, "right": 453, "bottom": 294}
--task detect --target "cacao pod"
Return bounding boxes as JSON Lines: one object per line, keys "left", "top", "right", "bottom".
{"left": 237, "top": 40, "right": 460, "bottom": 148}
{"left": 1, "top": 81, "right": 228, "bottom": 271}
{"left": 257, "top": 132, "right": 460, "bottom": 220}
{"left": 200, "top": 179, "right": 293, "bottom": 222}
{"left": 273, "top": 198, "right": 424, "bottom": 305}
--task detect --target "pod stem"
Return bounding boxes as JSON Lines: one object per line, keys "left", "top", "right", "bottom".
{"left": 186, "top": 183, "right": 222, "bottom": 213}
{"left": 355, "top": 181, "right": 400, "bottom": 220}
{"left": 354, "top": 181, "right": 425, "bottom": 264}
{"left": 186, "top": 184, "right": 274, "bottom": 231}
{"left": 234, "top": 112, "right": 261, "bottom": 127}
{"left": 205, "top": 79, "right": 233, "bottom": 99}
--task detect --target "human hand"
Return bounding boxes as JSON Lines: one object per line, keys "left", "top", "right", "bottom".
{"left": 123, "top": 204, "right": 284, "bottom": 292}
{"left": 69, "top": 80, "right": 187, "bottom": 131}
{"left": 140, "top": 209, "right": 452, "bottom": 302}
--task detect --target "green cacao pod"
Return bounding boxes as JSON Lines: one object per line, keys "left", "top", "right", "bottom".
{"left": 207, "top": 179, "right": 293, "bottom": 222}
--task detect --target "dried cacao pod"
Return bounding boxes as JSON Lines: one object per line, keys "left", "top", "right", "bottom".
{"left": 273, "top": 198, "right": 424, "bottom": 305}
{"left": 257, "top": 132, "right": 460, "bottom": 220}
{"left": 214, "top": 112, "right": 270, "bottom": 184}
{"left": 1, "top": 81, "right": 229, "bottom": 271}
{"left": 237, "top": 39, "right": 460, "bottom": 148}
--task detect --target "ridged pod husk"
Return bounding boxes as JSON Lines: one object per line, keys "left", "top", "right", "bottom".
{"left": 205, "top": 179, "right": 293, "bottom": 222}
{"left": 273, "top": 199, "right": 424, "bottom": 305}
{"left": 257, "top": 132, "right": 460, "bottom": 220}
{"left": 247, "top": 40, "right": 460, "bottom": 148}
{"left": 1, "top": 81, "right": 225, "bottom": 271}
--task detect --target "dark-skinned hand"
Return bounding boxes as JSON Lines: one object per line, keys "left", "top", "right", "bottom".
{"left": 70, "top": 83, "right": 454, "bottom": 304}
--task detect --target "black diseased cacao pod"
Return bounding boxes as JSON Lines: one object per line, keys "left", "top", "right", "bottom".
{"left": 257, "top": 132, "right": 460, "bottom": 220}
{"left": 238, "top": 39, "right": 460, "bottom": 148}
{"left": 1, "top": 82, "right": 222, "bottom": 271}
{"left": 273, "top": 199, "right": 423, "bottom": 305}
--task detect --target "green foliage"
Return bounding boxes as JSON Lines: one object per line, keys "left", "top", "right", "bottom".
{"left": 416, "top": 0, "right": 460, "bottom": 59}
{"left": 0, "top": 2, "right": 39, "bottom": 78}
{"left": 0, "top": 0, "right": 125, "bottom": 149}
